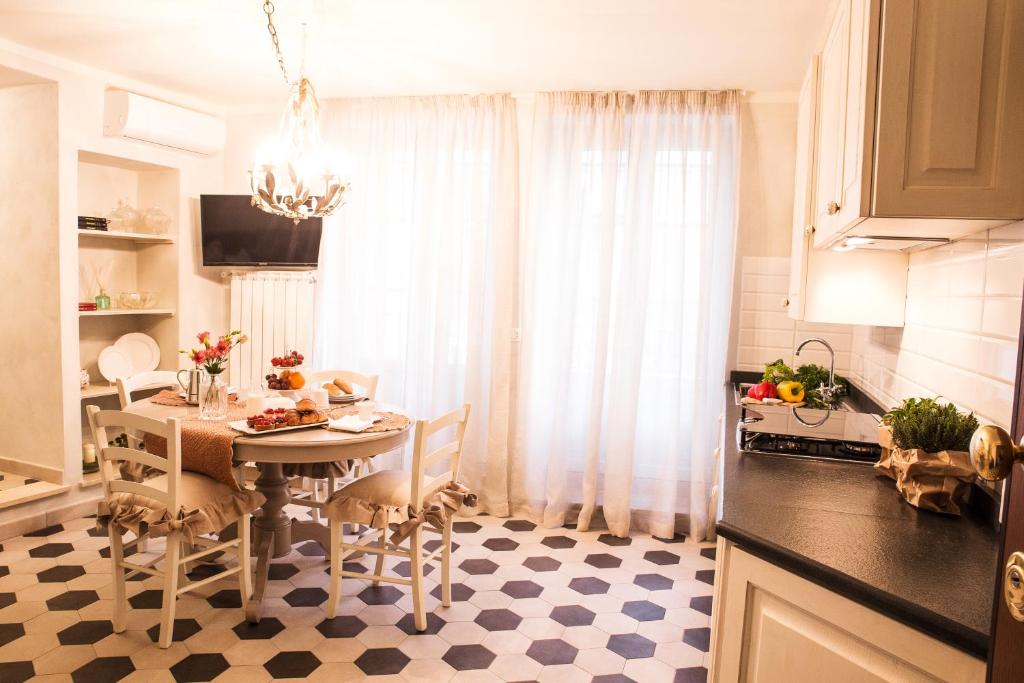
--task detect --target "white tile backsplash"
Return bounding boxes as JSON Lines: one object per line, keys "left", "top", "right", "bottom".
{"left": 735, "top": 256, "right": 854, "bottom": 376}
{"left": 737, "top": 222, "right": 1024, "bottom": 428}
{"left": 850, "top": 225, "right": 1024, "bottom": 427}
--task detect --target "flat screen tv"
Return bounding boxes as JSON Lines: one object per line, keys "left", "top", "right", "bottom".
{"left": 200, "top": 194, "right": 323, "bottom": 267}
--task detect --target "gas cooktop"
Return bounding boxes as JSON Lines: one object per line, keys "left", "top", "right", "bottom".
{"left": 738, "top": 404, "right": 883, "bottom": 464}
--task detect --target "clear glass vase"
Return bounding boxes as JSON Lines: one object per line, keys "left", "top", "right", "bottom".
{"left": 199, "top": 370, "right": 229, "bottom": 420}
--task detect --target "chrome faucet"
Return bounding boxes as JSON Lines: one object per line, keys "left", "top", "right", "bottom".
{"left": 795, "top": 337, "right": 839, "bottom": 406}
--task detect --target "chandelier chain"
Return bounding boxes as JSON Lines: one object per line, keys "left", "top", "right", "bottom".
{"left": 262, "top": 0, "right": 291, "bottom": 85}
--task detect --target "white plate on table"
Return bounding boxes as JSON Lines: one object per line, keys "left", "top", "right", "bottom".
{"left": 114, "top": 333, "right": 159, "bottom": 373}
{"left": 227, "top": 419, "right": 328, "bottom": 436}
{"left": 328, "top": 393, "right": 365, "bottom": 404}
{"left": 98, "top": 346, "right": 133, "bottom": 383}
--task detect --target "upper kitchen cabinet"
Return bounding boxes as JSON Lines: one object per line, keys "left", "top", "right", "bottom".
{"left": 812, "top": 0, "right": 1024, "bottom": 248}
{"left": 812, "top": 0, "right": 874, "bottom": 246}
{"left": 789, "top": 58, "right": 908, "bottom": 327}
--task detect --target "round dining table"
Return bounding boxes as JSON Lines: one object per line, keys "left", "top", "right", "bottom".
{"left": 124, "top": 398, "right": 412, "bottom": 621}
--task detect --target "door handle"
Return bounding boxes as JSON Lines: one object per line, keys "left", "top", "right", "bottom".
{"left": 969, "top": 425, "right": 1024, "bottom": 481}
{"left": 826, "top": 201, "right": 840, "bottom": 215}
{"left": 1005, "top": 552, "right": 1024, "bottom": 622}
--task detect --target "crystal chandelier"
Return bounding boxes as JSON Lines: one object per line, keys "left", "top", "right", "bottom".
{"left": 249, "top": 1, "right": 348, "bottom": 224}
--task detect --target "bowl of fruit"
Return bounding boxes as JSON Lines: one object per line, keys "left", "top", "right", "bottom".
{"left": 266, "top": 351, "right": 306, "bottom": 393}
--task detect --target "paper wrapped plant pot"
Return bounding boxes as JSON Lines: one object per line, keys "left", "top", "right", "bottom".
{"left": 874, "top": 440, "right": 975, "bottom": 515}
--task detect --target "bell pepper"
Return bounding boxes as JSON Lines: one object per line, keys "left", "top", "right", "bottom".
{"left": 746, "top": 382, "right": 778, "bottom": 401}
{"left": 777, "top": 381, "right": 805, "bottom": 403}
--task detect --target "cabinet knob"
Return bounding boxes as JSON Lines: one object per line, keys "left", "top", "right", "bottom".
{"left": 826, "top": 201, "right": 840, "bottom": 215}
{"left": 804, "top": 225, "right": 815, "bottom": 236}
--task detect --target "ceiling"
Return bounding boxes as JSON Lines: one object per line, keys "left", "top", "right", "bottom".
{"left": 0, "top": 0, "right": 835, "bottom": 107}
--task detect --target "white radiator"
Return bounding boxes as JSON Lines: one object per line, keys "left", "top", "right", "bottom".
{"left": 227, "top": 271, "right": 317, "bottom": 392}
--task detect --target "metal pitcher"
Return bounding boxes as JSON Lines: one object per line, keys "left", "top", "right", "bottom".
{"left": 177, "top": 368, "right": 202, "bottom": 405}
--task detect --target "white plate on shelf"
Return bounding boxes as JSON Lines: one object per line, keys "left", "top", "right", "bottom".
{"left": 114, "top": 333, "right": 159, "bottom": 373}
{"left": 97, "top": 346, "right": 133, "bottom": 383}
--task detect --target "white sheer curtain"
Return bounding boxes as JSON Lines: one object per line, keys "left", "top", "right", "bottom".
{"left": 511, "top": 91, "right": 739, "bottom": 540}
{"left": 313, "top": 95, "right": 517, "bottom": 516}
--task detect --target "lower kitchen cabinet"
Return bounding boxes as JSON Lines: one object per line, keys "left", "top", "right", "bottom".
{"left": 708, "top": 538, "right": 985, "bottom": 682}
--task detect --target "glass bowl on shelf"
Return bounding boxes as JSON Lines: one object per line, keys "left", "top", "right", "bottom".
{"left": 118, "top": 291, "right": 156, "bottom": 309}
{"left": 107, "top": 199, "right": 141, "bottom": 232}
{"left": 140, "top": 207, "right": 171, "bottom": 235}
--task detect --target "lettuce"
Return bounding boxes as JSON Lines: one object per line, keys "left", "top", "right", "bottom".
{"left": 762, "top": 359, "right": 794, "bottom": 384}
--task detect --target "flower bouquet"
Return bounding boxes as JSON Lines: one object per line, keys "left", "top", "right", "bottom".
{"left": 180, "top": 330, "right": 247, "bottom": 420}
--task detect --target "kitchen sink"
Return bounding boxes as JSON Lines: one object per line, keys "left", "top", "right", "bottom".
{"left": 734, "top": 382, "right": 861, "bottom": 413}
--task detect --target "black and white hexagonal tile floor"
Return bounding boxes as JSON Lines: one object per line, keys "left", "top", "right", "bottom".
{"left": 0, "top": 508, "right": 714, "bottom": 681}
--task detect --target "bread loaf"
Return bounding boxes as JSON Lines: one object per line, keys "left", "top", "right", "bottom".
{"left": 333, "top": 378, "right": 354, "bottom": 394}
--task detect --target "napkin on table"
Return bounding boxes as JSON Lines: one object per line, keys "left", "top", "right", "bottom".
{"left": 327, "top": 413, "right": 383, "bottom": 433}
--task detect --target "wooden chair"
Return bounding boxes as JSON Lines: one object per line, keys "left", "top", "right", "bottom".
{"left": 116, "top": 370, "right": 180, "bottom": 408}
{"left": 324, "top": 403, "right": 471, "bottom": 630}
{"left": 86, "top": 405, "right": 255, "bottom": 648}
{"left": 292, "top": 369, "right": 381, "bottom": 522}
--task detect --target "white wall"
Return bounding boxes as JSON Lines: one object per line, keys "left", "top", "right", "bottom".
{"left": 735, "top": 255, "right": 853, "bottom": 377}
{"left": 0, "top": 82, "right": 63, "bottom": 475}
{"left": 0, "top": 39, "right": 227, "bottom": 481}
{"left": 848, "top": 223, "right": 1024, "bottom": 428}
{"left": 726, "top": 97, "right": 800, "bottom": 374}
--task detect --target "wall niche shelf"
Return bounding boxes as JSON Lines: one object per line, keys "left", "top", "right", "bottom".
{"left": 79, "top": 308, "right": 174, "bottom": 317}
{"left": 80, "top": 381, "right": 171, "bottom": 400}
{"left": 75, "top": 149, "right": 182, "bottom": 480}
{"left": 80, "top": 384, "right": 118, "bottom": 400}
{"left": 77, "top": 229, "right": 174, "bottom": 244}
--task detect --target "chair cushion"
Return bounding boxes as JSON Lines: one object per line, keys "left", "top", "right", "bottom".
{"left": 143, "top": 472, "right": 243, "bottom": 511}
{"left": 322, "top": 470, "right": 428, "bottom": 528}
{"left": 98, "top": 471, "right": 265, "bottom": 541}
{"left": 335, "top": 470, "right": 416, "bottom": 508}
{"left": 323, "top": 471, "right": 478, "bottom": 544}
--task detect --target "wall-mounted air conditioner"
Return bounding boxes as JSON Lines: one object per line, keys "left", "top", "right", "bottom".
{"left": 103, "top": 89, "right": 225, "bottom": 156}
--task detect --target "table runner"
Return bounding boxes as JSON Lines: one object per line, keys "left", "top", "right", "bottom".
{"left": 142, "top": 390, "right": 247, "bottom": 490}
{"left": 140, "top": 393, "right": 411, "bottom": 490}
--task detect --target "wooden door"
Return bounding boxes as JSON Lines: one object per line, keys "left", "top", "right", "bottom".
{"left": 987, "top": 296, "right": 1024, "bottom": 680}
{"left": 787, "top": 58, "right": 819, "bottom": 321}
{"left": 873, "top": 0, "right": 1024, "bottom": 221}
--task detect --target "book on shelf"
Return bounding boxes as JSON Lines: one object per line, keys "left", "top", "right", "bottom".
{"left": 78, "top": 216, "right": 109, "bottom": 231}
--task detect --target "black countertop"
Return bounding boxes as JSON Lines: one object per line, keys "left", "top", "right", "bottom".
{"left": 716, "top": 388, "right": 999, "bottom": 659}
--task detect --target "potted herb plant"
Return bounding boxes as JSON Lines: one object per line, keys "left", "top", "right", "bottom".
{"left": 876, "top": 397, "right": 979, "bottom": 514}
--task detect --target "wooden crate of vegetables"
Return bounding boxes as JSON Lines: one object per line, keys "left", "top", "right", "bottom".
{"left": 875, "top": 398, "right": 979, "bottom": 515}
{"left": 742, "top": 359, "right": 848, "bottom": 409}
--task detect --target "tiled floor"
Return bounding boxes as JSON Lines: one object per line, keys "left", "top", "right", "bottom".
{"left": 0, "top": 507, "right": 715, "bottom": 682}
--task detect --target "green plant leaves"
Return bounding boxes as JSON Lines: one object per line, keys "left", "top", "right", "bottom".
{"left": 884, "top": 397, "right": 979, "bottom": 453}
